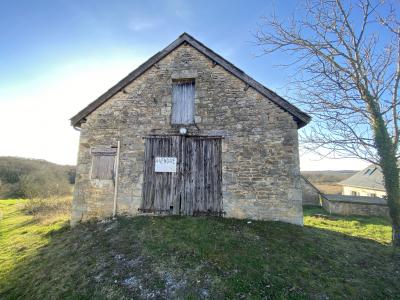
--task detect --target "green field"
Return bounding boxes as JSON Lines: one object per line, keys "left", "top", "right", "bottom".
{"left": 1, "top": 199, "right": 399, "bottom": 299}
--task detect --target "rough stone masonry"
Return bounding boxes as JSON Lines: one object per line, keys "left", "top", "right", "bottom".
{"left": 70, "top": 33, "right": 310, "bottom": 226}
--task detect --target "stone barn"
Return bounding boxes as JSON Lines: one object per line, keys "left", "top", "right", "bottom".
{"left": 70, "top": 33, "right": 311, "bottom": 226}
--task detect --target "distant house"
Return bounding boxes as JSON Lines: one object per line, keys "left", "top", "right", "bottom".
{"left": 339, "top": 165, "right": 386, "bottom": 198}
{"left": 69, "top": 33, "right": 311, "bottom": 226}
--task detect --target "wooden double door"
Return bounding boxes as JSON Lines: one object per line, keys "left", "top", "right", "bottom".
{"left": 141, "top": 135, "right": 223, "bottom": 216}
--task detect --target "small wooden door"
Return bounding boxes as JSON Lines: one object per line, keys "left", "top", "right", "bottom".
{"left": 141, "top": 135, "right": 222, "bottom": 216}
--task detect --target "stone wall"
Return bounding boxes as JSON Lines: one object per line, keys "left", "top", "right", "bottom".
{"left": 321, "top": 198, "right": 389, "bottom": 217}
{"left": 72, "top": 43, "right": 303, "bottom": 225}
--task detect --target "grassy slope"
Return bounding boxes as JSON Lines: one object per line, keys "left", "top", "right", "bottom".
{"left": 1, "top": 201, "right": 399, "bottom": 299}
{"left": 0, "top": 200, "right": 69, "bottom": 283}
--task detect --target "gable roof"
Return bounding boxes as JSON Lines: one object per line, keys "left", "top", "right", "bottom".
{"left": 300, "top": 175, "right": 321, "bottom": 194}
{"left": 70, "top": 33, "right": 311, "bottom": 128}
{"left": 339, "top": 164, "right": 385, "bottom": 191}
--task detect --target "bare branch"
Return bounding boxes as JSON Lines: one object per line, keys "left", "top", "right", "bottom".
{"left": 256, "top": 0, "right": 400, "bottom": 164}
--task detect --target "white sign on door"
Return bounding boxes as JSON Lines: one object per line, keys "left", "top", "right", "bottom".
{"left": 155, "top": 157, "right": 177, "bottom": 173}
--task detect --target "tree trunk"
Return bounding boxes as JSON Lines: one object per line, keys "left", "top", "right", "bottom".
{"left": 369, "top": 96, "right": 400, "bottom": 246}
{"left": 393, "top": 225, "right": 400, "bottom": 247}
{"left": 382, "top": 156, "right": 400, "bottom": 247}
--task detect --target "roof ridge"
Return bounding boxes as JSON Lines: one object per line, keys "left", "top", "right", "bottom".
{"left": 338, "top": 164, "right": 385, "bottom": 191}
{"left": 301, "top": 175, "right": 321, "bottom": 193}
{"left": 70, "top": 33, "right": 311, "bottom": 128}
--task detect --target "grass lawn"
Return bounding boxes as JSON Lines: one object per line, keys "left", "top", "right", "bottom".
{"left": 1, "top": 200, "right": 399, "bottom": 299}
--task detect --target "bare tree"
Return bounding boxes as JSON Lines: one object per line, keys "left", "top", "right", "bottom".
{"left": 255, "top": 0, "right": 400, "bottom": 246}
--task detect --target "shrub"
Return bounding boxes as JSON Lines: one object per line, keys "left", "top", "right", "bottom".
{"left": 19, "top": 170, "right": 71, "bottom": 199}
{"left": 0, "top": 157, "right": 75, "bottom": 199}
{"left": 23, "top": 196, "right": 72, "bottom": 222}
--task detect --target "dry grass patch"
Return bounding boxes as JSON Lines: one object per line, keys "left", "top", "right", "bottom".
{"left": 315, "top": 183, "right": 343, "bottom": 194}
{"left": 23, "top": 196, "right": 71, "bottom": 224}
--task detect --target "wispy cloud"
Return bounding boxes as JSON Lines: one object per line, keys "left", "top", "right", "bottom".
{"left": 127, "top": 1, "right": 191, "bottom": 33}
{"left": 166, "top": 0, "right": 192, "bottom": 20}
{"left": 128, "top": 17, "right": 163, "bottom": 32}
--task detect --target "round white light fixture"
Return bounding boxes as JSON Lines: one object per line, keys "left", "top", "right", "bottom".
{"left": 179, "top": 127, "right": 187, "bottom": 135}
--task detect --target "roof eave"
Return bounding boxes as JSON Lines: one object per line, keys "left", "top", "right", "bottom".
{"left": 338, "top": 183, "right": 386, "bottom": 192}
{"left": 70, "top": 32, "right": 311, "bottom": 128}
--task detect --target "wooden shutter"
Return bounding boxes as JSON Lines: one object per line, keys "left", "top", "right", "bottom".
{"left": 91, "top": 146, "right": 117, "bottom": 180}
{"left": 171, "top": 81, "right": 195, "bottom": 124}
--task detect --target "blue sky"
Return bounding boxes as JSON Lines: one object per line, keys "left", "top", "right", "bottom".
{"left": 0, "top": 0, "right": 289, "bottom": 88}
{"left": 0, "top": 0, "right": 369, "bottom": 170}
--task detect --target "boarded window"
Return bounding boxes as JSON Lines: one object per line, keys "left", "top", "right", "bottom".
{"left": 91, "top": 147, "right": 116, "bottom": 180}
{"left": 171, "top": 80, "right": 195, "bottom": 124}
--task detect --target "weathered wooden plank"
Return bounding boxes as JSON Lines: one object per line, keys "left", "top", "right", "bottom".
{"left": 141, "top": 136, "right": 222, "bottom": 216}
{"left": 141, "top": 138, "right": 152, "bottom": 210}
{"left": 198, "top": 138, "right": 205, "bottom": 213}
{"left": 91, "top": 146, "right": 117, "bottom": 156}
{"left": 214, "top": 139, "right": 222, "bottom": 212}
{"left": 91, "top": 155, "right": 115, "bottom": 180}
{"left": 182, "top": 138, "right": 191, "bottom": 215}
{"left": 206, "top": 140, "right": 213, "bottom": 213}
{"left": 193, "top": 138, "right": 200, "bottom": 214}
{"left": 171, "top": 81, "right": 195, "bottom": 125}
{"left": 188, "top": 138, "right": 194, "bottom": 215}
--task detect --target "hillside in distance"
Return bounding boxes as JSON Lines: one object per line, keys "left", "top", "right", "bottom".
{"left": 301, "top": 170, "right": 357, "bottom": 194}
{"left": 0, "top": 157, "right": 75, "bottom": 199}
{"left": 301, "top": 170, "right": 357, "bottom": 184}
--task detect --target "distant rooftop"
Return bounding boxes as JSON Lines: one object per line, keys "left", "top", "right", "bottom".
{"left": 339, "top": 164, "right": 385, "bottom": 191}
